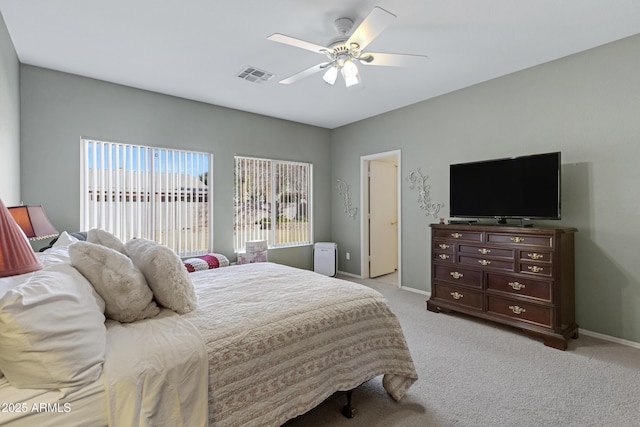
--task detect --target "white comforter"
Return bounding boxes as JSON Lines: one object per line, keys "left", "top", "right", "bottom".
{"left": 184, "top": 262, "right": 418, "bottom": 427}
{"left": 1, "top": 262, "right": 416, "bottom": 427}
{"left": 104, "top": 309, "right": 208, "bottom": 427}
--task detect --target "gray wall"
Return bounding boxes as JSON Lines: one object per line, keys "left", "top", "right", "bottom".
{"left": 331, "top": 34, "right": 640, "bottom": 344}
{"left": 19, "top": 65, "right": 332, "bottom": 269}
{"left": 0, "top": 12, "right": 20, "bottom": 204}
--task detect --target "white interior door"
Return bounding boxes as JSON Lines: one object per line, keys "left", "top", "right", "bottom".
{"left": 369, "top": 160, "right": 398, "bottom": 278}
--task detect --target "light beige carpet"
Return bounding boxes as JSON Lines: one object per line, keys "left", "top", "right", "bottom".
{"left": 285, "top": 275, "right": 640, "bottom": 427}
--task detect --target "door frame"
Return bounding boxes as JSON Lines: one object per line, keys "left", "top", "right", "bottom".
{"left": 360, "top": 150, "right": 402, "bottom": 287}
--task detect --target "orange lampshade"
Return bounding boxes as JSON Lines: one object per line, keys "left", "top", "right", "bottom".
{"left": 8, "top": 204, "right": 59, "bottom": 240}
{"left": 0, "top": 198, "right": 44, "bottom": 278}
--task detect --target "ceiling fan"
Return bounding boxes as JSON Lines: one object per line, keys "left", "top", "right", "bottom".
{"left": 267, "top": 6, "right": 427, "bottom": 87}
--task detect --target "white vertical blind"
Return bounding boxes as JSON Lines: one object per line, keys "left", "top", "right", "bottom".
{"left": 234, "top": 155, "right": 312, "bottom": 252}
{"left": 80, "top": 139, "right": 213, "bottom": 256}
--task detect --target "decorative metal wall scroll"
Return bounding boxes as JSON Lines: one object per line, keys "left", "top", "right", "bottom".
{"left": 406, "top": 168, "right": 444, "bottom": 218}
{"left": 336, "top": 179, "right": 358, "bottom": 218}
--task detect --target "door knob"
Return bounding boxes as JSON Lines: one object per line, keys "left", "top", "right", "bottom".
{"left": 390, "top": 221, "right": 398, "bottom": 225}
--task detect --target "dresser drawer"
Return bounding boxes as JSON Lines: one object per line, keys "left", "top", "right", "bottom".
{"left": 433, "top": 283, "right": 483, "bottom": 310}
{"left": 486, "top": 232, "right": 553, "bottom": 248}
{"left": 433, "top": 264, "right": 483, "bottom": 288}
{"left": 433, "top": 251, "right": 455, "bottom": 263}
{"left": 486, "top": 273, "right": 552, "bottom": 302}
{"left": 519, "top": 250, "right": 552, "bottom": 262}
{"left": 459, "top": 245, "right": 513, "bottom": 258}
{"left": 459, "top": 255, "right": 514, "bottom": 271}
{"left": 433, "top": 229, "right": 482, "bottom": 242}
{"left": 519, "top": 261, "right": 553, "bottom": 277}
{"left": 433, "top": 240, "right": 454, "bottom": 253}
{"left": 487, "top": 296, "right": 552, "bottom": 328}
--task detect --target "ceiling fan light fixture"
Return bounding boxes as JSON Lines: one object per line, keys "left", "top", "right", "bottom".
{"left": 342, "top": 59, "right": 358, "bottom": 77}
{"left": 343, "top": 74, "right": 360, "bottom": 88}
{"left": 323, "top": 66, "right": 339, "bottom": 85}
{"left": 341, "top": 58, "right": 360, "bottom": 87}
{"left": 341, "top": 65, "right": 360, "bottom": 88}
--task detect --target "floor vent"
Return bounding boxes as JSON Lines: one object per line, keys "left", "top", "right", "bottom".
{"left": 237, "top": 66, "right": 274, "bottom": 83}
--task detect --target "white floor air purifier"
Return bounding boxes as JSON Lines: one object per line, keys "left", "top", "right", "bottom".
{"left": 313, "top": 242, "right": 338, "bottom": 277}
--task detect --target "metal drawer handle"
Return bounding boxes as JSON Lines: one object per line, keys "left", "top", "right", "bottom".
{"left": 450, "top": 292, "right": 464, "bottom": 300}
{"left": 450, "top": 272, "right": 464, "bottom": 279}
{"left": 509, "top": 305, "right": 527, "bottom": 315}
{"left": 439, "top": 244, "right": 450, "bottom": 249}
{"left": 527, "top": 253, "right": 544, "bottom": 260}
{"left": 528, "top": 266, "right": 544, "bottom": 273}
{"left": 510, "top": 237, "right": 525, "bottom": 243}
{"left": 439, "top": 254, "right": 450, "bottom": 260}
{"left": 508, "top": 281, "right": 526, "bottom": 291}
{"left": 478, "top": 248, "right": 491, "bottom": 254}
{"left": 451, "top": 233, "right": 463, "bottom": 238}
{"left": 479, "top": 260, "right": 491, "bottom": 266}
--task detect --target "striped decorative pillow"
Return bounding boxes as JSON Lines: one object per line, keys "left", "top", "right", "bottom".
{"left": 183, "top": 254, "right": 229, "bottom": 272}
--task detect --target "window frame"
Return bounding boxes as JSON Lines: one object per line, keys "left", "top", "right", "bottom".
{"left": 233, "top": 155, "right": 313, "bottom": 252}
{"left": 80, "top": 138, "right": 213, "bottom": 257}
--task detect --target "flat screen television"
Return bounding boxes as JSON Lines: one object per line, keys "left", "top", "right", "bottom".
{"left": 449, "top": 151, "right": 561, "bottom": 224}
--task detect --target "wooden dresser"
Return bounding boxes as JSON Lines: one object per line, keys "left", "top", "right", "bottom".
{"left": 427, "top": 223, "right": 578, "bottom": 350}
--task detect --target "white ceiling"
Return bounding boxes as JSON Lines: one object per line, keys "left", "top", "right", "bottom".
{"left": 1, "top": 1, "right": 640, "bottom": 129}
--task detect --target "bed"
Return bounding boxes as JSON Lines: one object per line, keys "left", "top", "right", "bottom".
{"left": 0, "top": 231, "right": 417, "bottom": 427}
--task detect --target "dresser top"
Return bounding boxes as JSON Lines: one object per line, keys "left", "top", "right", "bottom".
{"left": 430, "top": 223, "right": 577, "bottom": 234}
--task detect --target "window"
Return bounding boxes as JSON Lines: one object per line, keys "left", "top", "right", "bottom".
{"left": 80, "top": 138, "right": 212, "bottom": 257}
{"left": 234, "top": 156, "right": 312, "bottom": 251}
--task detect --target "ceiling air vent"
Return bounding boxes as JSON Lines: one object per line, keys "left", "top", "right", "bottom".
{"left": 237, "top": 66, "right": 274, "bottom": 84}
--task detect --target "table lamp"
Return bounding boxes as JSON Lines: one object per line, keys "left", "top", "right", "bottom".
{"left": 0, "top": 198, "right": 44, "bottom": 277}
{"left": 7, "top": 204, "right": 59, "bottom": 241}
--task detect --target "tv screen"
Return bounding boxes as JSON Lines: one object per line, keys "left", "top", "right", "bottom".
{"left": 449, "top": 152, "right": 561, "bottom": 221}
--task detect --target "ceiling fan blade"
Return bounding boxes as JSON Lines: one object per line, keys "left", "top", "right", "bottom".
{"left": 267, "top": 33, "right": 327, "bottom": 54}
{"left": 346, "top": 7, "right": 396, "bottom": 51}
{"left": 359, "top": 52, "right": 428, "bottom": 67}
{"left": 278, "top": 62, "right": 331, "bottom": 84}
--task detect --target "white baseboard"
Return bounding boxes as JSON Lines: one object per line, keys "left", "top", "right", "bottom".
{"left": 400, "top": 286, "right": 430, "bottom": 297}
{"left": 336, "top": 270, "right": 362, "bottom": 279}
{"left": 337, "top": 271, "right": 431, "bottom": 296}
{"left": 579, "top": 328, "right": 640, "bottom": 349}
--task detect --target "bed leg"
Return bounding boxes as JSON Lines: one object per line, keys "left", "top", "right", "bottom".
{"left": 341, "top": 389, "right": 356, "bottom": 419}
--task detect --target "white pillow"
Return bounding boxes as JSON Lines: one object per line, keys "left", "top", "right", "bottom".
{"left": 0, "top": 263, "right": 106, "bottom": 389}
{"left": 53, "top": 231, "right": 80, "bottom": 248}
{"left": 69, "top": 241, "right": 160, "bottom": 323}
{"left": 87, "top": 228, "right": 126, "bottom": 254}
{"left": 34, "top": 231, "right": 80, "bottom": 267}
{"left": 125, "top": 239, "right": 197, "bottom": 314}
